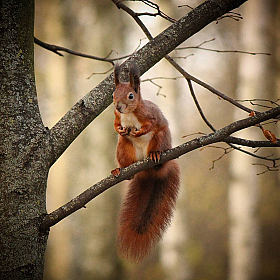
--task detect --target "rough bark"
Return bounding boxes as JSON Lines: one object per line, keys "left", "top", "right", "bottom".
{"left": 0, "top": 1, "right": 50, "bottom": 279}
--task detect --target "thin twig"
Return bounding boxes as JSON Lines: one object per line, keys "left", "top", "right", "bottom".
{"left": 172, "top": 54, "right": 195, "bottom": 59}
{"left": 176, "top": 38, "right": 271, "bottom": 56}
{"left": 142, "top": 78, "right": 164, "bottom": 96}
{"left": 178, "top": 4, "right": 193, "bottom": 10}
{"left": 252, "top": 163, "right": 280, "bottom": 175}
{"left": 236, "top": 98, "right": 280, "bottom": 108}
{"left": 182, "top": 132, "right": 206, "bottom": 138}
{"left": 186, "top": 78, "right": 216, "bottom": 131}
{"left": 142, "top": 76, "right": 183, "bottom": 97}
{"left": 86, "top": 67, "right": 114, "bottom": 79}
{"left": 216, "top": 11, "right": 243, "bottom": 23}
{"left": 139, "top": 0, "right": 176, "bottom": 23}
{"left": 34, "top": 37, "right": 131, "bottom": 65}
{"left": 177, "top": 46, "right": 271, "bottom": 56}
{"left": 200, "top": 145, "right": 234, "bottom": 170}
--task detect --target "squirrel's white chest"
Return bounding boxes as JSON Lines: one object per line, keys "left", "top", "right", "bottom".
{"left": 120, "top": 113, "right": 141, "bottom": 130}
{"left": 120, "top": 113, "right": 153, "bottom": 161}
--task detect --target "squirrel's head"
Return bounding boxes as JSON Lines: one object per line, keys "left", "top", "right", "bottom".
{"left": 113, "top": 62, "right": 141, "bottom": 114}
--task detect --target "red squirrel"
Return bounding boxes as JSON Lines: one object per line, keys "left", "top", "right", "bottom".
{"left": 111, "top": 62, "right": 180, "bottom": 262}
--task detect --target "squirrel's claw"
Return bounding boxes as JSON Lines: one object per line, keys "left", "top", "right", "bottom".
{"left": 111, "top": 168, "right": 121, "bottom": 177}
{"left": 149, "top": 151, "right": 161, "bottom": 163}
{"left": 119, "top": 126, "right": 131, "bottom": 136}
{"left": 129, "top": 127, "right": 139, "bottom": 137}
{"left": 111, "top": 168, "right": 134, "bottom": 180}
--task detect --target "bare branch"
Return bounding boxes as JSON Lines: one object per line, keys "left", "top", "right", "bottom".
{"left": 178, "top": 4, "right": 194, "bottom": 10}
{"left": 216, "top": 11, "right": 243, "bottom": 22}
{"left": 86, "top": 67, "right": 114, "bottom": 79}
{"left": 137, "top": 0, "right": 176, "bottom": 23}
{"left": 185, "top": 74, "right": 280, "bottom": 162}
{"left": 142, "top": 78, "right": 164, "bottom": 96}
{"left": 182, "top": 132, "right": 206, "bottom": 138}
{"left": 186, "top": 78, "right": 216, "bottom": 131}
{"left": 224, "top": 136, "right": 280, "bottom": 149}
{"left": 34, "top": 37, "right": 131, "bottom": 65}
{"left": 112, "top": 0, "right": 154, "bottom": 39}
{"left": 176, "top": 38, "right": 271, "bottom": 56}
{"left": 252, "top": 163, "right": 280, "bottom": 175}
{"left": 200, "top": 145, "right": 234, "bottom": 170}
{"left": 40, "top": 106, "right": 280, "bottom": 231}
{"left": 141, "top": 76, "right": 183, "bottom": 97}
{"left": 236, "top": 98, "right": 280, "bottom": 109}
{"left": 165, "top": 56, "right": 255, "bottom": 114}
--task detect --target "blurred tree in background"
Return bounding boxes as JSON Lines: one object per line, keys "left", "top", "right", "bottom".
{"left": 1, "top": 0, "right": 279, "bottom": 279}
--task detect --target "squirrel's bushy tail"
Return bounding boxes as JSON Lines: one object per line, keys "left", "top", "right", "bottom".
{"left": 117, "top": 161, "right": 180, "bottom": 262}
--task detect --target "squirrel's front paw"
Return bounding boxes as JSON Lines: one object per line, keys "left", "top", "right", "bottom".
{"left": 111, "top": 168, "right": 134, "bottom": 180}
{"left": 130, "top": 127, "right": 139, "bottom": 137}
{"left": 119, "top": 126, "right": 131, "bottom": 136}
{"left": 111, "top": 168, "right": 121, "bottom": 177}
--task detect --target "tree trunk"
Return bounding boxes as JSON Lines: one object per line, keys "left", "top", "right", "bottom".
{"left": 0, "top": 0, "right": 49, "bottom": 279}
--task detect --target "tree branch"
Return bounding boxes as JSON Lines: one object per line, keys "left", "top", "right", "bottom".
{"left": 185, "top": 76, "right": 280, "bottom": 162}
{"left": 165, "top": 56, "right": 255, "bottom": 114}
{"left": 40, "top": 106, "right": 280, "bottom": 231}
{"left": 134, "top": 0, "right": 176, "bottom": 23}
{"left": 224, "top": 136, "right": 279, "bottom": 148}
{"left": 34, "top": 37, "right": 131, "bottom": 65}
{"left": 47, "top": 0, "right": 248, "bottom": 166}
{"left": 176, "top": 38, "right": 271, "bottom": 56}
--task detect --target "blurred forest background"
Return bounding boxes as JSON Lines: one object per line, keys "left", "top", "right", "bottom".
{"left": 34, "top": 0, "right": 280, "bottom": 279}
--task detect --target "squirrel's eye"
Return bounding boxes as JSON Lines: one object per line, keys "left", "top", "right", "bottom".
{"left": 128, "top": 92, "right": 134, "bottom": 100}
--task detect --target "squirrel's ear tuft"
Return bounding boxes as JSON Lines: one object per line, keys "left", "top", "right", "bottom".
{"left": 114, "top": 64, "right": 121, "bottom": 86}
{"left": 129, "top": 61, "right": 140, "bottom": 93}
